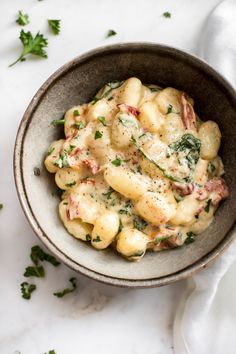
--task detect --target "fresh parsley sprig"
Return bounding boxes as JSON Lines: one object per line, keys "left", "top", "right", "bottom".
{"left": 53, "top": 277, "right": 77, "bottom": 298}
{"left": 9, "top": 30, "right": 48, "bottom": 67}
{"left": 24, "top": 265, "right": 45, "bottom": 278}
{"left": 48, "top": 19, "right": 61, "bottom": 35}
{"left": 20, "top": 282, "right": 36, "bottom": 300}
{"left": 16, "top": 11, "right": 30, "bottom": 26}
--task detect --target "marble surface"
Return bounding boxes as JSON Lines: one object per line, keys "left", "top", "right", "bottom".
{"left": 0, "top": 0, "right": 221, "bottom": 353}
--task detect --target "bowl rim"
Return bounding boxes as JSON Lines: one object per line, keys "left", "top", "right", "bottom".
{"left": 13, "top": 42, "right": 236, "bottom": 288}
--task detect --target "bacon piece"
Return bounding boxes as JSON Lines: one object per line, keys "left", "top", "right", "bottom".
{"left": 117, "top": 103, "right": 140, "bottom": 116}
{"left": 67, "top": 195, "right": 80, "bottom": 220}
{"left": 82, "top": 159, "right": 100, "bottom": 175}
{"left": 180, "top": 93, "right": 197, "bottom": 131}
{"left": 172, "top": 182, "right": 194, "bottom": 196}
{"left": 205, "top": 177, "right": 229, "bottom": 205}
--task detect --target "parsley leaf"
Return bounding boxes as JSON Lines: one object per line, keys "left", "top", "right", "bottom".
{"left": 75, "top": 121, "right": 85, "bottom": 130}
{"left": 118, "top": 219, "right": 124, "bottom": 233}
{"left": 54, "top": 151, "right": 69, "bottom": 168}
{"left": 166, "top": 104, "right": 173, "bottom": 114}
{"left": 95, "top": 130, "right": 102, "bottom": 139}
{"left": 16, "top": 11, "right": 30, "bottom": 26}
{"left": 9, "top": 30, "right": 48, "bottom": 67}
{"left": 51, "top": 119, "right": 65, "bottom": 126}
{"left": 0, "top": 204, "right": 3, "bottom": 210}
{"left": 47, "top": 147, "right": 55, "bottom": 156}
{"left": 65, "top": 181, "right": 76, "bottom": 187}
{"left": 163, "top": 12, "right": 171, "bottom": 18}
{"left": 24, "top": 265, "right": 45, "bottom": 278}
{"left": 30, "top": 245, "right": 61, "bottom": 266}
{"left": 111, "top": 158, "right": 122, "bottom": 167}
{"left": 204, "top": 199, "right": 212, "bottom": 213}
{"left": 184, "top": 231, "right": 195, "bottom": 245}
{"left": 119, "top": 200, "right": 132, "bottom": 215}
{"left": 106, "top": 29, "right": 117, "bottom": 38}
{"left": 73, "top": 109, "right": 80, "bottom": 116}
{"left": 102, "top": 187, "right": 114, "bottom": 199}
{"left": 48, "top": 19, "right": 61, "bottom": 35}
{"left": 128, "top": 251, "right": 145, "bottom": 258}
{"left": 44, "top": 351, "right": 56, "bottom": 354}
{"left": 208, "top": 162, "right": 216, "bottom": 174}
{"left": 20, "top": 282, "right": 36, "bottom": 300}
{"left": 86, "top": 234, "right": 91, "bottom": 241}
{"left": 133, "top": 216, "right": 148, "bottom": 231}
{"left": 92, "top": 235, "right": 102, "bottom": 242}
{"left": 53, "top": 277, "right": 77, "bottom": 298}
{"left": 97, "top": 116, "right": 106, "bottom": 126}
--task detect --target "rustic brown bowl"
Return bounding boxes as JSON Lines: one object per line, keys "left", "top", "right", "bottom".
{"left": 14, "top": 43, "right": 236, "bottom": 288}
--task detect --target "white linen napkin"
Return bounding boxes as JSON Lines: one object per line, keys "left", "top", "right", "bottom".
{"left": 174, "top": 1, "right": 236, "bottom": 353}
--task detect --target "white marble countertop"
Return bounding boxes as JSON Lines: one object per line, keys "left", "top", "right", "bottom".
{"left": 0, "top": 0, "right": 221, "bottom": 353}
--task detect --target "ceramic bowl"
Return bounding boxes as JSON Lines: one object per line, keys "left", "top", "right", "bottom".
{"left": 14, "top": 43, "right": 236, "bottom": 288}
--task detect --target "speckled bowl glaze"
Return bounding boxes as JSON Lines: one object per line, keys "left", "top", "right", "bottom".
{"left": 14, "top": 43, "right": 236, "bottom": 288}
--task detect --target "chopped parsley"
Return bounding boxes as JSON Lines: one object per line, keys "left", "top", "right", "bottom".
{"left": 20, "top": 282, "right": 36, "bottom": 300}
{"left": 111, "top": 158, "right": 122, "bottom": 167}
{"left": 75, "top": 121, "right": 85, "bottom": 130}
{"left": 133, "top": 216, "right": 148, "bottom": 231}
{"left": 47, "top": 146, "right": 55, "bottom": 156}
{"left": 51, "top": 118, "right": 65, "bottom": 126}
{"left": 0, "top": 204, "right": 3, "bottom": 210}
{"left": 9, "top": 30, "right": 48, "bottom": 67}
{"left": 86, "top": 234, "right": 91, "bottom": 241}
{"left": 16, "top": 11, "right": 30, "bottom": 26}
{"left": 24, "top": 265, "right": 45, "bottom": 278}
{"left": 208, "top": 162, "right": 216, "bottom": 174}
{"left": 53, "top": 277, "right": 77, "bottom": 298}
{"left": 128, "top": 251, "right": 144, "bottom": 258}
{"left": 95, "top": 130, "right": 103, "bottom": 139}
{"left": 204, "top": 199, "right": 212, "bottom": 213}
{"left": 106, "top": 29, "right": 117, "bottom": 38}
{"left": 97, "top": 116, "right": 106, "bottom": 126}
{"left": 54, "top": 151, "right": 69, "bottom": 168}
{"left": 118, "top": 219, "right": 123, "bottom": 233}
{"left": 119, "top": 200, "right": 132, "bottom": 215}
{"left": 154, "top": 235, "right": 171, "bottom": 244}
{"left": 102, "top": 187, "right": 114, "bottom": 199}
{"left": 30, "top": 245, "right": 61, "bottom": 266}
{"left": 48, "top": 19, "right": 61, "bottom": 35}
{"left": 92, "top": 81, "right": 123, "bottom": 104}
{"left": 163, "top": 12, "right": 171, "bottom": 18}
{"left": 73, "top": 109, "right": 80, "bottom": 116}
{"left": 184, "top": 231, "right": 195, "bottom": 245}
{"left": 166, "top": 104, "right": 173, "bottom": 114}
{"left": 65, "top": 181, "right": 76, "bottom": 187}
{"left": 44, "top": 350, "right": 56, "bottom": 354}
{"left": 93, "top": 235, "right": 102, "bottom": 242}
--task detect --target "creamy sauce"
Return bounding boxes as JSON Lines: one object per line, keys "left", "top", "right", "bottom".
{"left": 45, "top": 77, "right": 229, "bottom": 260}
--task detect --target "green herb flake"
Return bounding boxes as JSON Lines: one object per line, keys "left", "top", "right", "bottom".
{"left": 51, "top": 119, "right": 65, "bottom": 126}
{"left": 75, "top": 121, "right": 85, "bottom": 130}
{"left": 0, "top": 204, "right": 3, "bottom": 210}
{"left": 119, "top": 200, "right": 132, "bottom": 215}
{"left": 118, "top": 219, "right": 123, "bottom": 233}
{"left": 86, "top": 234, "right": 91, "bottom": 241}
{"left": 106, "top": 29, "right": 117, "bottom": 38}
{"left": 24, "top": 265, "right": 45, "bottom": 278}
{"left": 128, "top": 251, "right": 144, "bottom": 258}
{"left": 20, "top": 282, "right": 36, "bottom": 300}
{"left": 93, "top": 235, "right": 102, "bottom": 242}
{"left": 208, "top": 162, "right": 216, "bottom": 174}
{"left": 133, "top": 216, "right": 148, "bottom": 231}
{"left": 184, "top": 231, "right": 195, "bottom": 245}
{"left": 73, "top": 109, "right": 80, "bottom": 117}
{"left": 111, "top": 158, "right": 122, "bottom": 167}
{"left": 95, "top": 130, "right": 102, "bottom": 139}
{"left": 48, "top": 19, "right": 61, "bottom": 35}
{"left": 102, "top": 187, "right": 114, "bottom": 200}
{"left": 97, "top": 116, "right": 106, "bottom": 126}
{"left": 9, "top": 30, "right": 48, "bottom": 67}
{"left": 54, "top": 151, "right": 69, "bottom": 168}
{"left": 44, "top": 350, "right": 56, "bottom": 354}
{"left": 33, "top": 167, "right": 40, "bottom": 176}
{"left": 163, "top": 12, "right": 171, "bottom": 18}
{"left": 166, "top": 104, "right": 173, "bottom": 114}
{"left": 53, "top": 277, "right": 77, "bottom": 298}
{"left": 204, "top": 199, "right": 212, "bottom": 213}
{"left": 65, "top": 181, "right": 76, "bottom": 188}
{"left": 118, "top": 116, "right": 134, "bottom": 127}
{"left": 16, "top": 11, "right": 30, "bottom": 26}
{"left": 47, "top": 146, "right": 55, "bottom": 156}
{"left": 30, "top": 245, "right": 60, "bottom": 266}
